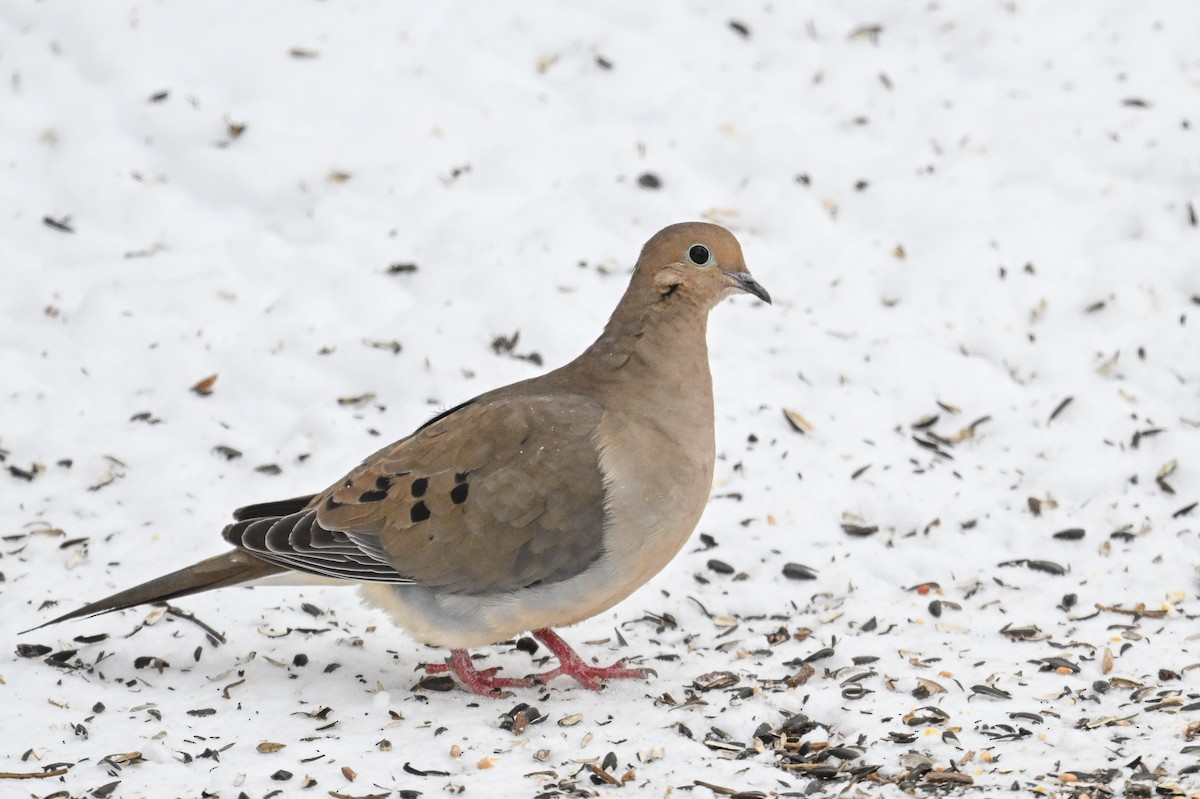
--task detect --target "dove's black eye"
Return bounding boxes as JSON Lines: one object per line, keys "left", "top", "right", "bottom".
{"left": 687, "top": 244, "right": 712, "bottom": 266}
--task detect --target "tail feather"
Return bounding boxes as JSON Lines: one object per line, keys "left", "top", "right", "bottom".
{"left": 22, "top": 549, "right": 286, "bottom": 633}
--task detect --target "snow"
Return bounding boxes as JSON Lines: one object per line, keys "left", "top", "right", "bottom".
{"left": 2, "top": 2, "right": 1199, "bottom": 797}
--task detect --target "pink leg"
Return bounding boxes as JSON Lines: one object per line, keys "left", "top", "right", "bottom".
{"left": 530, "top": 629, "right": 652, "bottom": 690}
{"left": 422, "top": 649, "right": 535, "bottom": 697}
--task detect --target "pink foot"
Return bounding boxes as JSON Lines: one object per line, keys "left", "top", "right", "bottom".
{"left": 529, "top": 629, "right": 652, "bottom": 690}
{"left": 422, "top": 649, "right": 534, "bottom": 697}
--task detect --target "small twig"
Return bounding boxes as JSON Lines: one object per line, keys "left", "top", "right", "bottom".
{"left": 1095, "top": 602, "right": 1168, "bottom": 619}
{"left": 694, "top": 779, "right": 746, "bottom": 795}
{"left": 0, "top": 768, "right": 70, "bottom": 779}
{"left": 1048, "top": 396, "right": 1073, "bottom": 423}
{"left": 587, "top": 764, "right": 620, "bottom": 786}
{"left": 165, "top": 605, "right": 226, "bottom": 645}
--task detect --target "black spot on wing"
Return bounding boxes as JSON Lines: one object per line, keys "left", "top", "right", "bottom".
{"left": 375, "top": 475, "right": 393, "bottom": 491}
{"left": 358, "top": 489, "right": 389, "bottom": 503}
{"left": 454, "top": 471, "right": 469, "bottom": 484}
{"left": 410, "top": 501, "right": 431, "bottom": 523}
{"left": 450, "top": 483, "right": 469, "bottom": 504}
{"left": 411, "top": 477, "right": 428, "bottom": 497}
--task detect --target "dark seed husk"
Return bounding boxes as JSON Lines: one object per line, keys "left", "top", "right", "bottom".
{"left": 971, "top": 684, "right": 1012, "bottom": 699}
{"left": 637, "top": 172, "right": 662, "bottom": 189}
{"left": 1027, "top": 560, "right": 1066, "bottom": 575}
{"left": 826, "top": 746, "right": 862, "bottom": 760}
{"left": 403, "top": 762, "right": 451, "bottom": 777}
{"left": 998, "top": 559, "right": 1066, "bottom": 575}
{"left": 782, "top": 563, "right": 818, "bottom": 580}
{"left": 779, "top": 713, "right": 818, "bottom": 735}
{"left": 998, "top": 623, "right": 1046, "bottom": 643}
{"left": 707, "top": 559, "right": 735, "bottom": 575}
{"left": 499, "top": 703, "right": 544, "bottom": 732}
{"left": 1008, "top": 712, "right": 1043, "bottom": 724}
{"left": 45, "top": 649, "right": 78, "bottom": 665}
{"left": 414, "top": 674, "right": 456, "bottom": 692}
{"left": 804, "top": 647, "right": 835, "bottom": 663}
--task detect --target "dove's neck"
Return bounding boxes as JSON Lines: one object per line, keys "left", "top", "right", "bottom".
{"left": 573, "top": 281, "right": 716, "bottom": 437}
{"left": 570, "top": 279, "right": 718, "bottom": 571}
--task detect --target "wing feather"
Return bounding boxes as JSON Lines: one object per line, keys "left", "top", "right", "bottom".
{"left": 220, "top": 392, "right": 609, "bottom": 595}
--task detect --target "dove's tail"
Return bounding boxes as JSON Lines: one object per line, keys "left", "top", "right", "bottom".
{"left": 22, "top": 550, "right": 286, "bottom": 633}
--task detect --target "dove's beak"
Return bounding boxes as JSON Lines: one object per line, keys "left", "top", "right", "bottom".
{"left": 722, "top": 270, "right": 772, "bottom": 304}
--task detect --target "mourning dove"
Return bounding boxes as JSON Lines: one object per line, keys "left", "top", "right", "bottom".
{"left": 28, "top": 222, "right": 771, "bottom": 696}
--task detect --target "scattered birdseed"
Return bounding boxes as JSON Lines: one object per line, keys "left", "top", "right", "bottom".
{"left": 637, "top": 173, "right": 662, "bottom": 189}
{"left": 706, "top": 559, "right": 735, "bottom": 575}
{"left": 212, "top": 445, "right": 242, "bottom": 460}
{"left": 782, "top": 408, "right": 813, "bottom": 434}
{"left": 998, "top": 558, "right": 1067, "bottom": 575}
{"left": 190, "top": 374, "right": 218, "bottom": 396}
{"left": 499, "top": 703, "right": 544, "bottom": 734}
{"left": 782, "top": 562, "right": 818, "bottom": 580}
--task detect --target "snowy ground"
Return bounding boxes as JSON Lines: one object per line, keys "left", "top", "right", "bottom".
{"left": 3, "top": 2, "right": 1199, "bottom": 798}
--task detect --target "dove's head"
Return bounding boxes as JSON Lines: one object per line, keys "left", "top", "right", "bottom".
{"left": 635, "top": 222, "right": 771, "bottom": 310}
